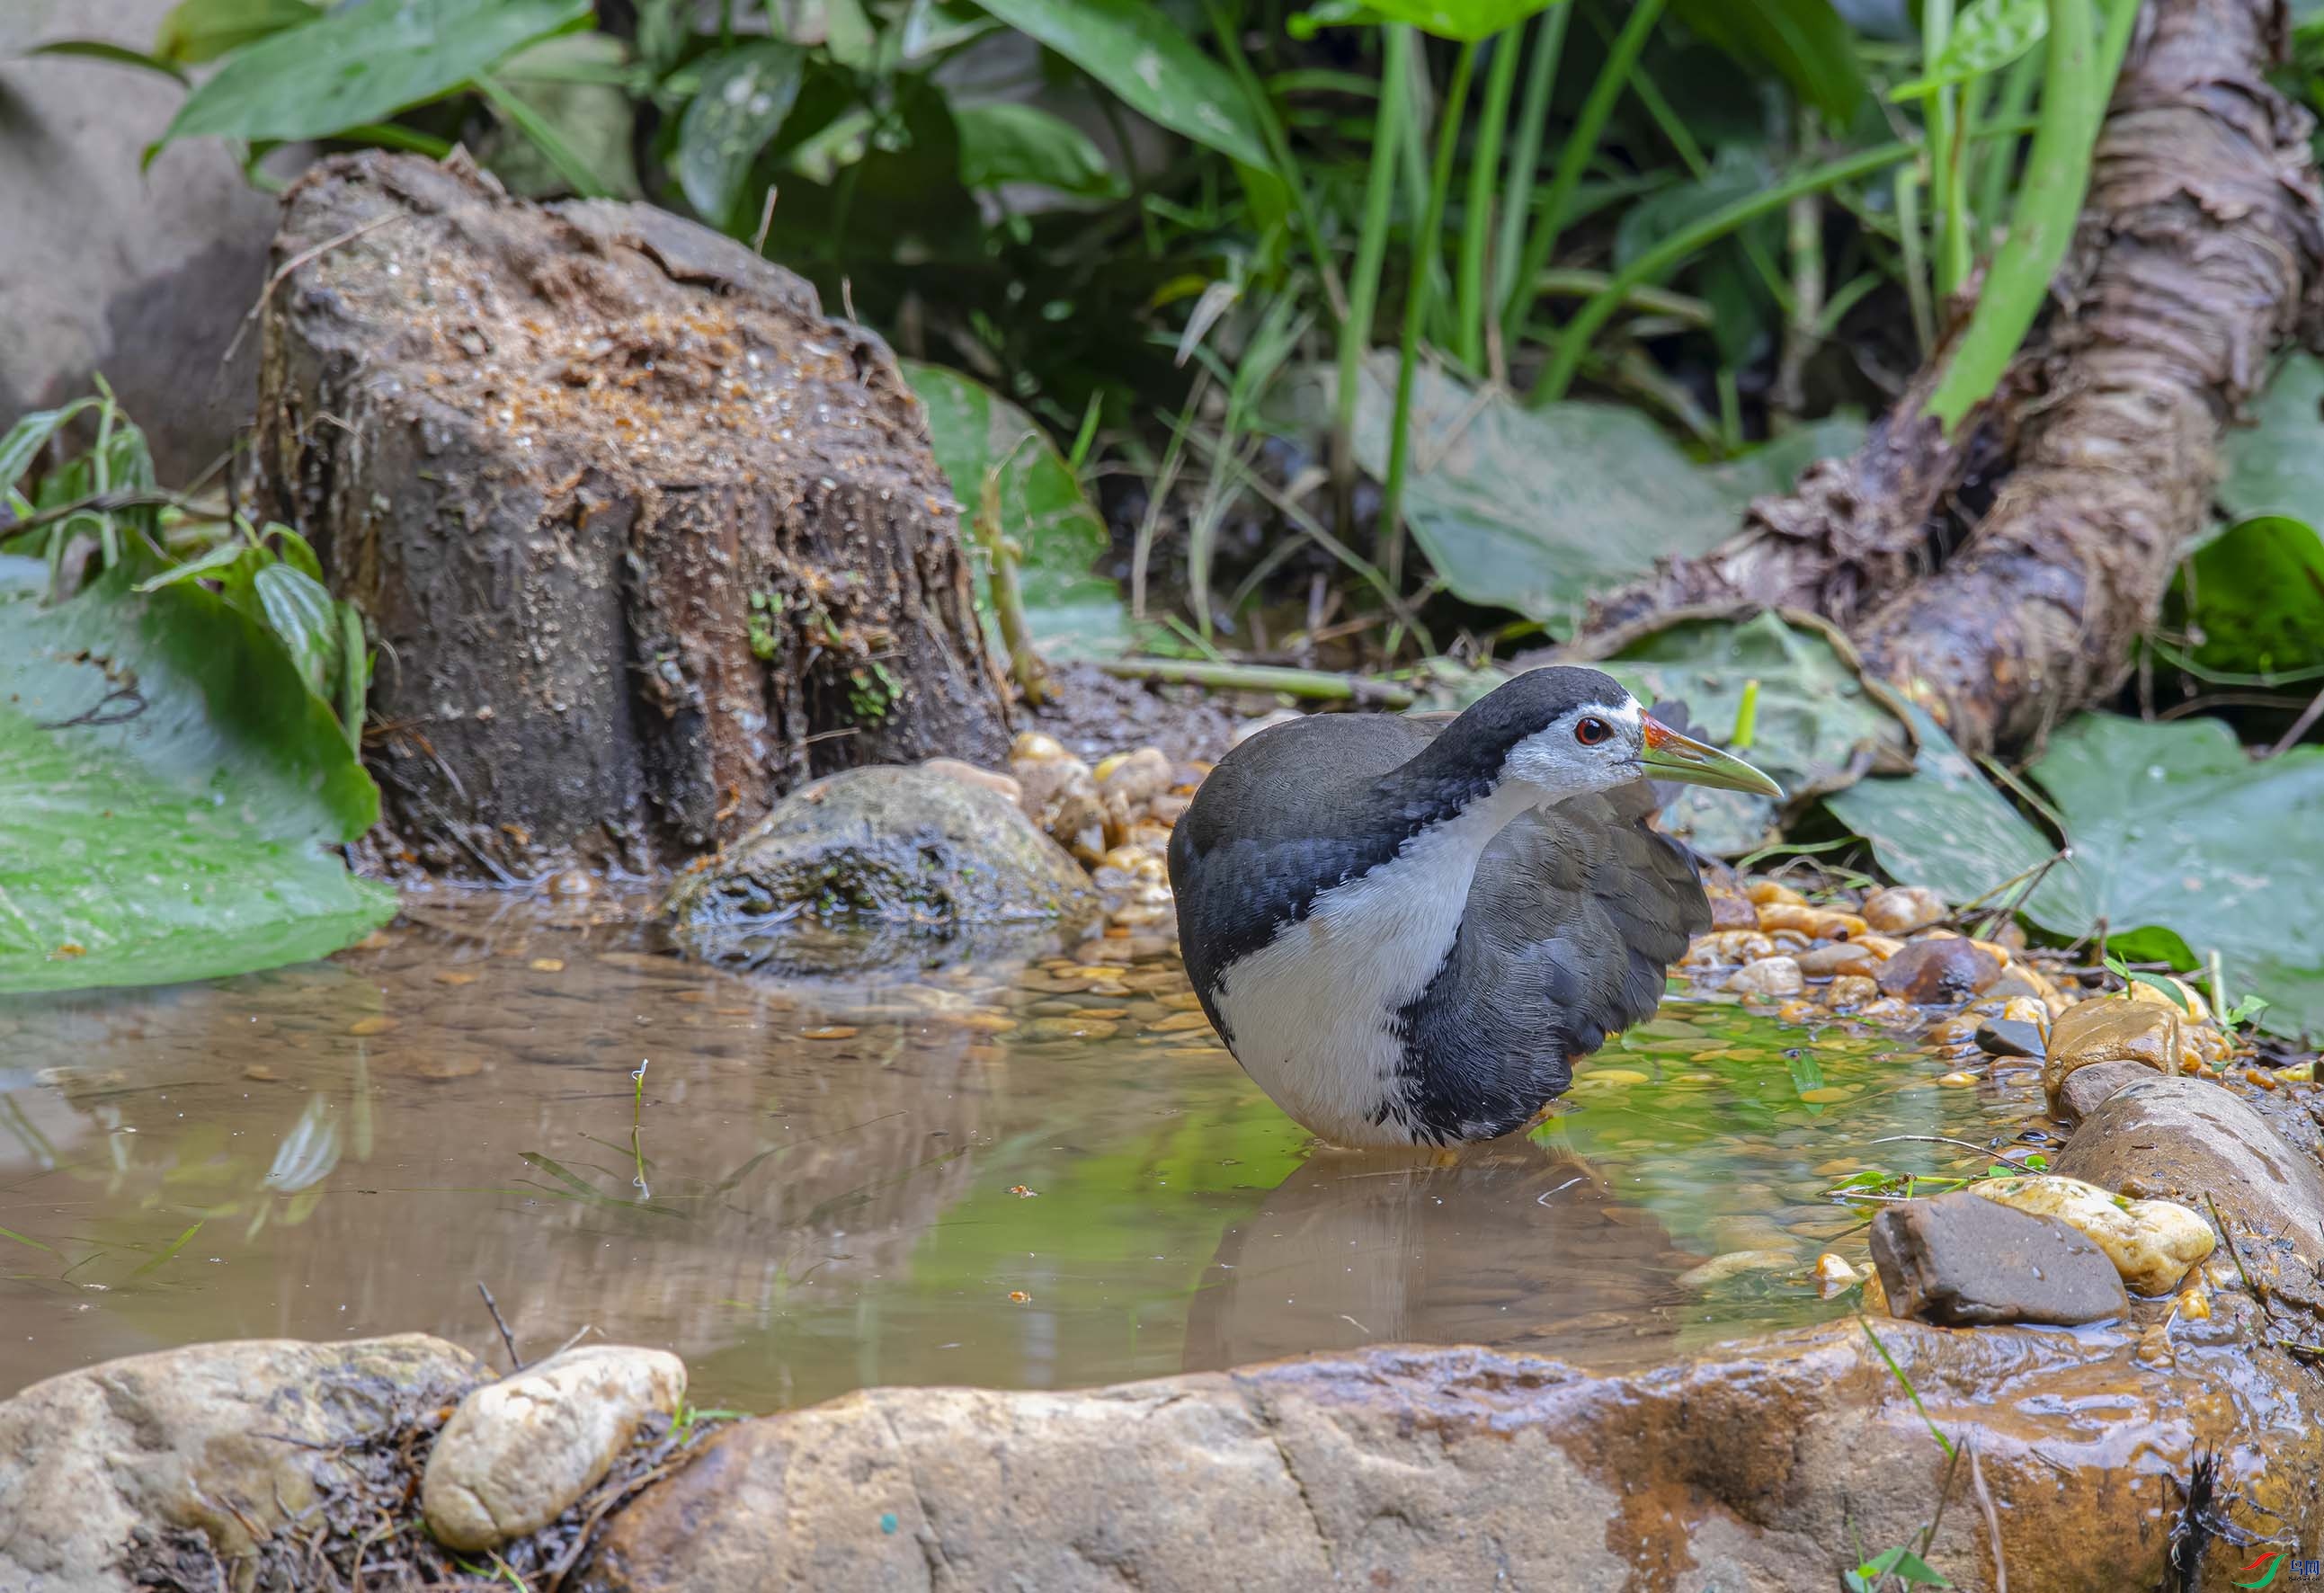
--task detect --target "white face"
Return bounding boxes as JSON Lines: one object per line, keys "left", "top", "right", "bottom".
{"left": 1500, "top": 694, "right": 1647, "bottom": 802}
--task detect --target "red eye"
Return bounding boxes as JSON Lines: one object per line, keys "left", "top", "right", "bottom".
{"left": 1575, "top": 716, "right": 1612, "bottom": 746}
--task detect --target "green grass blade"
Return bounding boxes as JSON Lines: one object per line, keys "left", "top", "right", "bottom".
{"left": 1500, "top": 0, "right": 1664, "bottom": 351}
{"left": 1492, "top": 4, "right": 1568, "bottom": 320}
{"left": 1922, "top": 0, "right": 2134, "bottom": 431}
{"left": 473, "top": 71, "right": 610, "bottom": 199}
{"left": 1456, "top": 29, "right": 1523, "bottom": 371}
{"left": 1382, "top": 39, "right": 1479, "bottom": 587}
{"left": 1333, "top": 26, "right": 1414, "bottom": 496}
{"left": 1534, "top": 141, "right": 1914, "bottom": 405}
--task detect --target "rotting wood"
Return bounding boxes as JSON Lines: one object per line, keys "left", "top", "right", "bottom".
{"left": 252, "top": 151, "right": 1011, "bottom": 877}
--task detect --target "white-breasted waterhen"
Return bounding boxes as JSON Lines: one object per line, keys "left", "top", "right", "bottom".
{"left": 1168, "top": 666, "right": 1783, "bottom": 1147}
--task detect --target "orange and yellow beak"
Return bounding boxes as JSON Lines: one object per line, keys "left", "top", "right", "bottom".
{"left": 1640, "top": 715, "right": 1785, "bottom": 798}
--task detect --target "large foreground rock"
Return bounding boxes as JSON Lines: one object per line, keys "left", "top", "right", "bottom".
{"left": 580, "top": 1318, "right": 2324, "bottom": 1593}
{"left": 669, "top": 765, "right": 1094, "bottom": 970}
{"left": 0, "top": 1334, "right": 483, "bottom": 1592}
{"left": 254, "top": 151, "right": 1011, "bottom": 876}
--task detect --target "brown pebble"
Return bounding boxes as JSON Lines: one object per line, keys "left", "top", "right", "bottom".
{"left": 413, "top": 1055, "right": 484, "bottom": 1081}
{"left": 243, "top": 1065, "right": 280, "bottom": 1082}
{"left": 1009, "top": 1290, "right": 1032, "bottom": 1303}
{"left": 1153, "top": 1010, "right": 1215, "bottom": 1033}
{"left": 349, "top": 1016, "right": 397, "bottom": 1037}
{"left": 802, "top": 1026, "right": 859, "bottom": 1040}
{"left": 432, "top": 970, "right": 480, "bottom": 986}
{"left": 530, "top": 957, "right": 565, "bottom": 973}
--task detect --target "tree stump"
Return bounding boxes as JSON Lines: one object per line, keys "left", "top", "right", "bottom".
{"left": 253, "top": 152, "right": 1011, "bottom": 877}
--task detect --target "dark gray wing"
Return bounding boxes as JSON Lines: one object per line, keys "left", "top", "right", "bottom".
{"left": 1390, "top": 780, "right": 1709, "bottom": 1143}
{"left": 1169, "top": 713, "right": 1437, "bottom": 1020}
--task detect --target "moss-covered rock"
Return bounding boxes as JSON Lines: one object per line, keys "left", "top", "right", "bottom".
{"left": 667, "top": 766, "right": 1096, "bottom": 970}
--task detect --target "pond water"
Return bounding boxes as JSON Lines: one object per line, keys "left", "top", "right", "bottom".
{"left": 0, "top": 897, "right": 2050, "bottom": 1411}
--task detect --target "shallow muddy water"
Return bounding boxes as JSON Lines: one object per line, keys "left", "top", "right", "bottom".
{"left": 0, "top": 898, "right": 2052, "bottom": 1411}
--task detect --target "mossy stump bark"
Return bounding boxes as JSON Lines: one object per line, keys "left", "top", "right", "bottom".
{"left": 253, "top": 152, "right": 1011, "bottom": 877}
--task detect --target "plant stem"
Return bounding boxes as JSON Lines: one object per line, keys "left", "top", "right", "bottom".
{"left": 1895, "top": 161, "right": 1934, "bottom": 356}
{"left": 1492, "top": 4, "right": 1568, "bottom": 324}
{"left": 1535, "top": 141, "right": 1914, "bottom": 405}
{"left": 1097, "top": 656, "right": 1416, "bottom": 707}
{"left": 1921, "top": 0, "right": 1969, "bottom": 299}
{"left": 1973, "top": 43, "right": 2043, "bottom": 236}
{"left": 973, "top": 453, "right": 1053, "bottom": 707}
{"left": 1922, "top": 0, "right": 2133, "bottom": 432}
{"left": 1333, "top": 26, "right": 1414, "bottom": 521}
{"left": 1500, "top": 0, "right": 1664, "bottom": 352}
{"left": 1383, "top": 38, "right": 1478, "bottom": 588}
{"left": 1457, "top": 28, "right": 1522, "bottom": 371}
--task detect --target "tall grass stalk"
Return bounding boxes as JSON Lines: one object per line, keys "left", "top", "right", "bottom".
{"left": 1973, "top": 43, "right": 2043, "bottom": 238}
{"left": 1206, "top": 0, "right": 1349, "bottom": 322}
{"left": 1382, "top": 39, "right": 1479, "bottom": 587}
{"left": 1456, "top": 30, "right": 1522, "bottom": 371}
{"left": 1921, "top": 0, "right": 1970, "bottom": 298}
{"left": 1332, "top": 26, "right": 1415, "bottom": 513}
{"left": 1500, "top": 0, "right": 1664, "bottom": 352}
{"left": 1922, "top": 0, "right": 2136, "bottom": 431}
{"left": 1491, "top": 4, "right": 1569, "bottom": 336}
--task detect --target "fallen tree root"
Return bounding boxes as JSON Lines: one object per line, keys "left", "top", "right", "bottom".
{"left": 1580, "top": 0, "right": 2321, "bottom": 761}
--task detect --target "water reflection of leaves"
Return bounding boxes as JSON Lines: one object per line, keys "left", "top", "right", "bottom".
{"left": 263, "top": 1095, "right": 341, "bottom": 1193}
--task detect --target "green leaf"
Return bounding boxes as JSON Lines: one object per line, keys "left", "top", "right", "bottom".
{"left": 955, "top": 102, "right": 1121, "bottom": 199}
{"left": 1670, "top": 0, "right": 1867, "bottom": 126}
{"left": 1319, "top": 0, "right": 1564, "bottom": 43}
{"left": 2026, "top": 714, "right": 2324, "bottom": 1037}
{"left": 0, "top": 401, "right": 101, "bottom": 491}
{"left": 156, "top": 0, "right": 590, "bottom": 149}
{"left": 1344, "top": 359, "right": 1865, "bottom": 622}
{"left": 0, "top": 556, "right": 392, "bottom": 995}
{"left": 153, "top": 0, "right": 321, "bottom": 64}
{"left": 968, "top": 0, "right": 1271, "bottom": 169}
{"left": 29, "top": 40, "right": 190, "bottom": 83}
{"left": 2125, "top": 968, "right": 2194, "bottom": 1011}
{"left": 1597, "top": 610, "right": 1912, "bottom": 856}
{"left": 2175, "top": 514, "right": 2324, "bottom": 680}
{"left": 252, "top": 563, "right": 343, "bottom": 700}
{"left": 675, "top": 41, "right": 806, "bottom": 226}
{"left": 1891, "top": 0, "right": 2046, "bottom": 99}
{"left": 2220, "top": 352, "right": 2324, "bottom": 528}
{"left": 1826, "top": 699, "right": 2096, "bottom": 927}
{"left": 901, "top": 360, "right": 1126, "bottom": 657}
{"left": 1858, "top": 1546, "right": 1952, "bottom": 1589}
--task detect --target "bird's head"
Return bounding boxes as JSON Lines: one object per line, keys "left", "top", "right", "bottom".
{"left": 1456, "top": 666, "right": 1784, "bottom": 806}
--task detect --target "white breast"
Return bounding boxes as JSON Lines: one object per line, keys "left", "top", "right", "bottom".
{"left": 1209, "top": 788, "right": 1533, "bottom": 1146}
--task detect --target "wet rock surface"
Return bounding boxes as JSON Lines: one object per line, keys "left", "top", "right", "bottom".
{"left": 2055, "top": 1074, "right": 2324, "bottom": 1313}
{"left": 667, "top": 766, "right": 1095, "bottom": 970}
{"left": 1970, "top": 1175, "right": 2213, "bottom": 1296}
{"left": 0, "top": 1334, "right": 485, "bottom": 1592}
{"left": 423, "top": 1345, "right": 688, "bottom": 1551}
{"left": 1869, "top": 1191, "right": 2129, "bottom": 1326}
{"left": 1874, "top": 936, "right": 2002, "bottom": 1004}
{"left": 1975, "top": 1016, "right": 2045, "bottom": 1058}
{"left": 2053, "top": 1056, "right": 2160, "bottom": 1124}
{"left": 578, "top": 1322, "right": 2324, "bottom": 1593}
